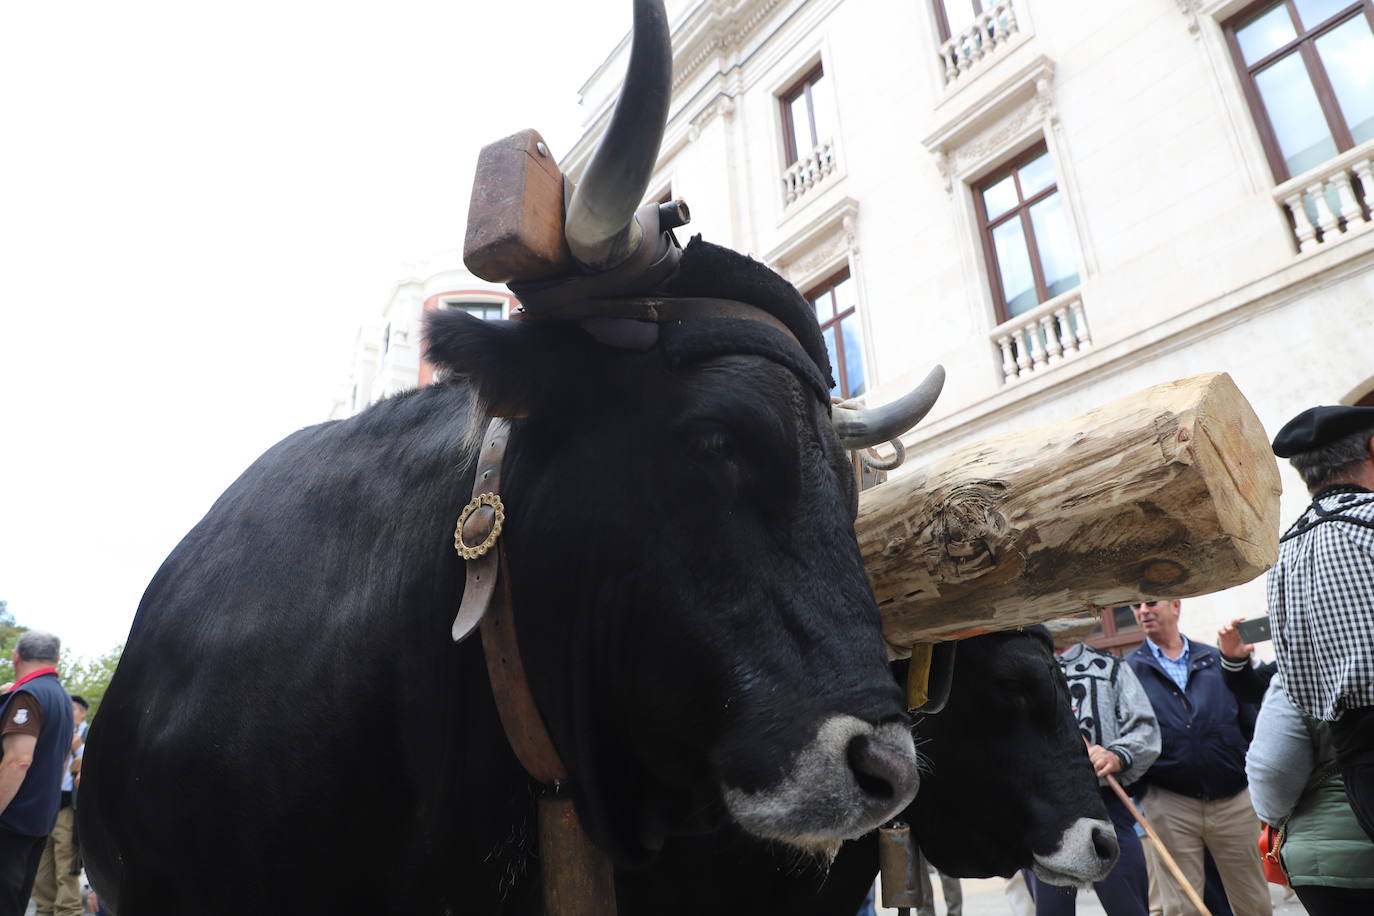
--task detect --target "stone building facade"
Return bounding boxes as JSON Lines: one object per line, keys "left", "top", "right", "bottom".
{"left": 557, "top": 0, "right": 1374, "bottom": 650}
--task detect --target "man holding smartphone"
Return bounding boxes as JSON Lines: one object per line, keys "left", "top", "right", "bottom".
{"left": 1268, "top": 404, "right": 1374, "bottom": 843}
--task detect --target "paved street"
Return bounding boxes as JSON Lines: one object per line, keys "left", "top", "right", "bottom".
{"left": 872, "top": 876, "right": 1308, "bottom": 915}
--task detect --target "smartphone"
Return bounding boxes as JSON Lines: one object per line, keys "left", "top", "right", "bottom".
{"left": 1236, "top": 615, "right": 1273, "bottom": 644}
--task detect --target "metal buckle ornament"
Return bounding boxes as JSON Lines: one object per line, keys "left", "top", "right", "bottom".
{"left": 454, "top": 493, "right": 506, "bottom": 560}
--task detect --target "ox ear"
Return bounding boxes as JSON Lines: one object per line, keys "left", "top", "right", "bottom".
{"left": 423, "top": 309, "right": 554, "bottom": 417}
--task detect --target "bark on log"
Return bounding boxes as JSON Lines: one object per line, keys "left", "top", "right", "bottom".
{"left": 858, "top": 373, "right": 1281, "bottom": 646}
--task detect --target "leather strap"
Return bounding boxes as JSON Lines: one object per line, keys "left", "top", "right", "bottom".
{"left": 451, "top": 419, "right": 511, "bottom": 642}
{"left": 481, "top": 549, "right": 569, "bottom": 784}
{"left": 451, "top": 416, "right": 569, "bottom": 785}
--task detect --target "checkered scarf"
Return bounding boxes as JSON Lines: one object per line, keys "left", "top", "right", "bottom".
{"left": 1267, "top": 485, "right": 1374, "bottom": 721}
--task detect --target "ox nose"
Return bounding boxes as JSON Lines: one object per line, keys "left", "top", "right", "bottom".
{"left": 1091, "top": 822, "right": 1119, "bottom": 868}
{"left": 846, "top": 730, "right": 920, "bottom": 814}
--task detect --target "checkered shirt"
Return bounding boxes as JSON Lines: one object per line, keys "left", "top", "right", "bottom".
{"left": 1266, "top": 485, "right": 1374, "bottom": 721}
{"left": 1144, "top": 635, "right": 1192, "bottom": 692}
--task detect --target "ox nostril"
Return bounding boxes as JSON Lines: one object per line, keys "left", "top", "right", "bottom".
{"left": 1091, "top": 824, "right": 1119, "bottom": 864}
{"left": 846, "top": 733, "right": 916, "bottom": 803}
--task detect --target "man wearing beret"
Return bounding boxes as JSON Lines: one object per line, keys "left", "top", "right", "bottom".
{"left": 1268, "top": 403, "right": 1374, "bottom": 841}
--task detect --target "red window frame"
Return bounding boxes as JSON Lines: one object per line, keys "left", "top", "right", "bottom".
{"left": 805, "top": 268, "right": 864, "bottom": 400}
{"left": 1222, "top": 0, "right": 1374, "bottom": 182}
{"left": 932, "top": 0, "right": 989, "bottom": 42}
{"left": 972, "top": 142, "right": 1073, "bottom": 323}
{"left": 779, "top": 65, "right": 826, "bottom": 166}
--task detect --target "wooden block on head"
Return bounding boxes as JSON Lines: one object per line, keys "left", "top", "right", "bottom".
{"left": 463, "top": 129, "right": 574, "bottom": 284}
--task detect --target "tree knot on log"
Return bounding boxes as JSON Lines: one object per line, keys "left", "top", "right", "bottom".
{"left": 929, "top": 482, "right": 1008, "bottom": 579}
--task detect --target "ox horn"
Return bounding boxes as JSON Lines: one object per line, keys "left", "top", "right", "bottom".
{"left": 563, "top": 0, "right": 673, "bottom": 271}
{"left": 832, "top": 365, "right": 946, "bottom": 451}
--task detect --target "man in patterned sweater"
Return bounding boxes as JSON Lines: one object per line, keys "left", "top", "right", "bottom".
{"left": 1268, "top": 404, "right": 1374, "bottom": 842}
{"left": 1028, "top": 641, "right": 1159, "bottom": 916}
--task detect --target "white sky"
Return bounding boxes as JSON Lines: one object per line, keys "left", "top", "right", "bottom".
{"left": 0, "top": 1, "right": 627, "bottom": 657}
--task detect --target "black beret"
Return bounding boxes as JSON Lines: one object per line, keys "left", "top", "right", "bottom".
{"left": 1272, "top": 405, "right": 1374, "bottom": 458}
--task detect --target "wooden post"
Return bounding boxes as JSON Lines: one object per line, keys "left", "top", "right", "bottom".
{"left": 857, "top": 373, "right": 1281, "bottom": 646}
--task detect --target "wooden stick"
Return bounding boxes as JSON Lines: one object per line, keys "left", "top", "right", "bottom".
{"left": 1103, "top": 772, "right": 1212, "bottom": 916}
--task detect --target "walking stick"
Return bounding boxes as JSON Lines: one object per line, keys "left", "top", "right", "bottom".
{"left": 1104, "top": 771, "right": 1213, "bottom": 916}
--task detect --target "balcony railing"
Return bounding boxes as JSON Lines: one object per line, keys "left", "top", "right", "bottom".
{"left": 1275, "top": 140, "right": 1374, "bottom": 254}
{"left": 938, "top": 0, "right": 1020, "bottom": 84}
{"left": 783, "top": 139, "right": 837, "bottom": 208}
{"left": 992, "top": 289, "right": 1091, "bottom": 385}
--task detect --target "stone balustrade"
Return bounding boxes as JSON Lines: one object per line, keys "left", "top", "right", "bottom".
{"left": 783, "top": 139, "right": 836, "bottom": 207}
{"left": 938, "top": 0, "right": 1020, "bottom": 83}
{"left": 992, "top": 289, "right": 1091, "bottom": 385}
{"left": 1275, "top": 140, "right": 1374, "bottom": 254}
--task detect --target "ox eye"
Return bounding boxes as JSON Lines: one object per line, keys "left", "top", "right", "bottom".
{"left": 696, "top": 429, "right": 734, "bottom": 460}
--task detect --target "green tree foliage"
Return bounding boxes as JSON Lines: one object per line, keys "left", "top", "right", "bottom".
{"left": 59, "top": 645, "right": 123, "bottom": 718}
{"left": 1, "top": 601, "right": 123, "bottom": 718}
{"left": 0, "top": 600, "right": 25, "bottom": 687}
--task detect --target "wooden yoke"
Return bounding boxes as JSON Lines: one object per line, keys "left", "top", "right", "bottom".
{"left": 464, "top": 129, "right": 574, "bottom": 283}
{"left": 859, "top": 373, "right": 1283, "bottom": 646}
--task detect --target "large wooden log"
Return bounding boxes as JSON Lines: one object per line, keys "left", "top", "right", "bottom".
{"left": 858, "top": 373, "right": 1281, "bottom": 646}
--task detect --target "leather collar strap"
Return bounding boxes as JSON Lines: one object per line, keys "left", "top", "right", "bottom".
{"left": 452, "top": 417, "right": 569, "bottom": 786}
{"left": 515, "top": 296, "right": 803, "bottom": 349}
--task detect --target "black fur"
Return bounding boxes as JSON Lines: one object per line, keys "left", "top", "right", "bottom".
{"left": 613, "top": 628, "right": 1110, "bottom": 915}
{"left": 79, "top": 247, "right": 901, "bottom": 914}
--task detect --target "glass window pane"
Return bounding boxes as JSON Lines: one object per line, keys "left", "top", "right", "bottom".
{"left": 1316, "top": 14, "right": 1374, "bottom": 145}
{"left": 787, "top": 93, "right": 810, "bottom": 161}
{"left": 1028, "top": 192, "right": 1080, "bottom": 300}
{"left": 812, "top": 288, "right": 835, "bottom": 322}
{"left": 991, "top": 218, "right": 1038, "bottom": 317}
{"left": 942, "top": 0, "right": 979, "bottom": 36}
{"left": 1294, "top": 0, "right": 1358, "bottom": 30}
{"left": 1255, "top": 51, "right": 1339, "bottom": 176}
{"left": 840, "top": 315, "right": 866, "bottom": 398}
{"left": 1018, "top": 151, "right": 1057, "bottom": 198}
{"left": 809, "top": 74, "right": 833, "bottom": 143}
{"left": 822, "top": 327, "right": 841, "bottom": 398}
{"left": 982, "top": 173, "right": 1018, "bottom": 220}
{"left": 1112, "top": 605, "right": 1139, "bottom": 633}
{"left": 1236, "top": 3, "right": 1298, "bottom": 65}
{"left": 831, "top": 275, "right": 856, "bottom": 315}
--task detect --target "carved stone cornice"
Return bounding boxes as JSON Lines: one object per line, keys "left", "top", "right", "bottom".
{"left": 763, "top": 196, "right": 860, "bottom": 289}
{"left": 688, "top": 92, "right": 737, "bottom": 141}
{"left": 672, "top": 0, "right": 786, "bottom": 91}
{"left": 921, "top": 54, "right": 1057, "bottom": 192}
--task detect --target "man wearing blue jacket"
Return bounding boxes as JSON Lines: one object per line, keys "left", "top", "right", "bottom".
{"left": 1127, "top": 599, "right": 1271, "bottom": 916}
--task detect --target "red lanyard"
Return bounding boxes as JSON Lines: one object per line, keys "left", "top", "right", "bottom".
{"left": 8, "top": 667, "right": 58, "bottom": 691}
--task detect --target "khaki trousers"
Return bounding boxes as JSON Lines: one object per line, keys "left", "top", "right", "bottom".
{"left": 1142, "top": 785, "right": 1271, "bottom": 916}
{"left": 30, "top": 805, "right": 82, "bottom": 916}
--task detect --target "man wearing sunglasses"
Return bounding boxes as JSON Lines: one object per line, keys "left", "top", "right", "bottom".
{"left": 1126, "top": 599, "right": 1270, "bottom": 916}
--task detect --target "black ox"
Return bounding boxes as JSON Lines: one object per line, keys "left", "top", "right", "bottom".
{"left": 79, "top": 1, "right": 1113, "bottom": 912}
{"left": 615, "top": 627, "right": 1119, "bottom": 915}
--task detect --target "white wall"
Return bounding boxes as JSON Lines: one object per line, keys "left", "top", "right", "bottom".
{"left": 560, "top": 0, "right": 1374, "bottom": 644}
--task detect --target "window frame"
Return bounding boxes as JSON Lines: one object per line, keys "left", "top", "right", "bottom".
{"left": 972, "top": 142, "right": 1073, "bottom": 324}
{"left": 932, "top": 0, "right": 988, "bottom": 42}
{"left": 805, "top": 267, "right": 865, "bottom": 401}
{"left": 779, "top": 64, "right": 826, "bottom": 167}
{"left": 1222, "top": 0, "right": 1374, "bottom": 183}
{"left": 1084, "top": 606, "right": 1144, "bottom": 657}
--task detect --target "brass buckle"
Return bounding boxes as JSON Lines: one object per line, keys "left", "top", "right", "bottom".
{"left": 454, "top": 493, "right": 505, "bottom": 560}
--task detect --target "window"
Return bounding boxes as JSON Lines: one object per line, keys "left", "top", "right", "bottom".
{"left": 806, "top": 270, "right": 866, "bottom": 400}
{"left": 933, "top": 1, "right": 991, "bottom": 40}
{"left": 1084, "top": 605, "right": 1144, "bottom": 657}
{"left": 974, "top": 144, "right": 1081, "bottom": 321}
{"left": 780, "top": 66, "right": 831, "bottom": 166}
{"left": 1225, "top": 0, "right": 1374, "bottom": 181}
{"left": 444, "top": 300, "right": 504, "bottom": 320}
